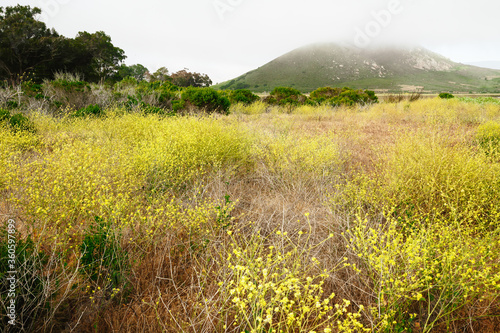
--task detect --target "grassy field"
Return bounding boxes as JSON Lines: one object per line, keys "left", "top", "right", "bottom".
{"left": 2, "top": 98, "right": 500, "bottom": 332}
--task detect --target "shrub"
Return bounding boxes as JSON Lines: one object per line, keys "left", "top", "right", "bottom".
{"left": 310, "top": 86, "right": 378, "bottom": 106}
{"left": 9, "top": 113, "right": 36, "bottom": 133}
{"left": 73, "top": 104, "right": 103, "bottom": 118}
{"left": 5, "top": 100, "right": 18, "bottom": 109}
{"left": 44, "top": 79, "right": 92, "bottom": 110}
{"left": 0, "top": 108, "right": 10, "bottom": 122}
{"left": 264, "top": 87, "right": 307, "bottom": 105}
{"left": 134, "top": 80, "right": 179, "bottom": 109}
{"left": 180, "top": 87, "right": 230, "bottom": 114}
{"left": 263, "top": 87, "right": 311, "bottom": 113}
{"left": 140, "top": 103, "right": 173, "bottom": 116}
{"left": 21, "top": 81, "right": 43, "bottom": 98}
{"left": 80, "top": 216, "right": 129, "bottom": 291}
{"left": 229, "top": 89, "right": 260, "bottom": 105}
{"left": 439, "top": 92, "right": 455, "bottom": 99}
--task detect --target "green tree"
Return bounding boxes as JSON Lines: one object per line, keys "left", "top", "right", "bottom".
{"left": 71, "top": 31, "right": 126, "bottom": 82}
{"left": 0, "top": 5, "right": 58, "bottom": 84}
{"left": 114, "top": 64, "right": 149, "bottom": 82}
{"left": 0, "top": 5, "right": 126, "bottom": 84}
{"left": 170, "top": 69, "right": 212, "bottom": 87}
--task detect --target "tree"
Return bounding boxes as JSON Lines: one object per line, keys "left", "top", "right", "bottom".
{"left": 0, "top": 5, "right": 58, "bottom": 84}
{"left": 0, "top": 5, "right": 126, "bottom": 84}
{"left": 146, "top": 67, "right": 171, "bottom": 82}
{"left": 170, "top": 69, "right": 212, "bottom": 87}
{"left": 114, "top": 64, "right": 149, "bottom": 82}
{"left": 71, "top": 31, "right": 126, "bottom": 82}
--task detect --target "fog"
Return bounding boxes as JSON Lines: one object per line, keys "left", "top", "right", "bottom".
{"left": 4, "top": 0, "right": 500, "bottom": 82}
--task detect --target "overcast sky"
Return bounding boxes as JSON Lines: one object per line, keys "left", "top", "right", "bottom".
{"left": 3, "top": 0, "right": 500, "bottom": 83}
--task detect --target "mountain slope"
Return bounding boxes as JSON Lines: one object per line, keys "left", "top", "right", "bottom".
{"left": 216, "top": 43, "right": 500, "bottom": 93}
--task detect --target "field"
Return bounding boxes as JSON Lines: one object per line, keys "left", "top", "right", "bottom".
{"left": 2, "top": 98, "right": 500, "bottom": 332}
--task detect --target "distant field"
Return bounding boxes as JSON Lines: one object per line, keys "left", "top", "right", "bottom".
{"left": 2, "top": 98, "right": 500, "bottom": 332}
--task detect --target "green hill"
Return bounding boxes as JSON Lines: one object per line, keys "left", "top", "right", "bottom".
{"left": 214, "top": 43, "right": 500, "bottom": 93}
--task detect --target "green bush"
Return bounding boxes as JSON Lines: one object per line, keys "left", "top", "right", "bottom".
{"left": 5, "top": 100, "right": 19, "bottom": 109}
{"left": 21, "top": 81, "right": 43, "bottom": 97}
{"left": 439, "top": 92, "right": 455, "bottom": 99}
{"left": 141, "top": 103, "right": 173, "bottom": 116}
{"left": 172, "top": 100, "right": 186, "bottom": 113}
{"left": 180, "top": 87, "right": 230, "bottom": 114}
{"left": 229, "top": 89, "right": 260, "bottom": 105}
{"left": 44, "top": 79, "right": 92, "bottom": 110}
{"left": 310, "top": 86, "right": 378, "bottom": 106}
{"left": 73, "top": 104, "right": 103, "bottom": 118}
{"left": 0, "top": 108, "right": 10, "bottom": 122}
{"left": 9, "top": 113, "right": 36, "bottom": 133}
{"left": 80, "top": 217, "right": 129, "bottom": 290}
{"left": 135, "top": 81, "right": 179, "bottom": 108}
{"left": 263, "top": 87, "right": 311, "bottom": 112}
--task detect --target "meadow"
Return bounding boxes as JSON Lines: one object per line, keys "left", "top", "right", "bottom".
{"left": 1, "top": 97, "right": 500, "bottom": 332}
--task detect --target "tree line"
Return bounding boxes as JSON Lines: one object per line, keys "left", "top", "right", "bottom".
{"left": 0, "top": 5, "right": 212, "bottom": 86}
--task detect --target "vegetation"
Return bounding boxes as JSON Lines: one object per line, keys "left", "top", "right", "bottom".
{"left": 228, "top": 89, "right": 260, "bottom": 105}
{"left": 0, "top": 5, "right": 125, "bottom": 84}
{"left": 263, "top": 87, "right": 311, "bottom": 112}
{"left": 0, "top": 5, "right": 212, "bottom": 87}
{"left": 2, "top": 95, "right": 500, "bottom": 332}
{"left": 180, "top": 87, "right": 230, "bottom": 114}
{"left": 439, "top": 92, "right": 455, "bottom": 99}
{"left": 310, "top": 86, "right": 378, "bottom": 106}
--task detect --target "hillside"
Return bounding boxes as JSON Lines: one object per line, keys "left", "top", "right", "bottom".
{"left": 215, "top": 43, "right": 500, "bottom": 93}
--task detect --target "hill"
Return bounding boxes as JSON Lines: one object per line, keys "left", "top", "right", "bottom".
{"left": 215, "top": 43, "right": 500, "bottom": 93}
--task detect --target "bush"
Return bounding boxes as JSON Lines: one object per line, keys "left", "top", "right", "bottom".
{"left": 310, "top": 86, "right": 378, "bottom": 106}
{"left": 439, "top": 92, "right": 455, "bottom": 99}
{"left": 180, "top": 87, "right": 230, "bottom": 114}
{"left": 44, "top": 79, "right": 92, "bottom": 110}
{"left": 0, "top": 108, "right": 10, "bottom": 122}
{"left": 134, "top": 81, "right": 179, "bottom": 109}
{"left": 141, "top": 103, "right": 173, "bottom": 116}
{"left": 9, "top": 113, "right": 36, "bottom": 133}
{"left": 5, "top": 100, "right": 18, "bottom": 109}
{"left": 263, "top": 87, "right": 311, "bottom": 112}
{"left": 80, "top": 216, "right": 129, "bottom": 291}
{"left": 229, "top": 89, "right": 260, "bottom": 105}
{"left": 73, "top": 104, "right": 103, "bottom": 118}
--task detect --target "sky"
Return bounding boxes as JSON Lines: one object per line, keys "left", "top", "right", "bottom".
{"left": 3, "top": 0, "right": 500, "bottom": 83}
